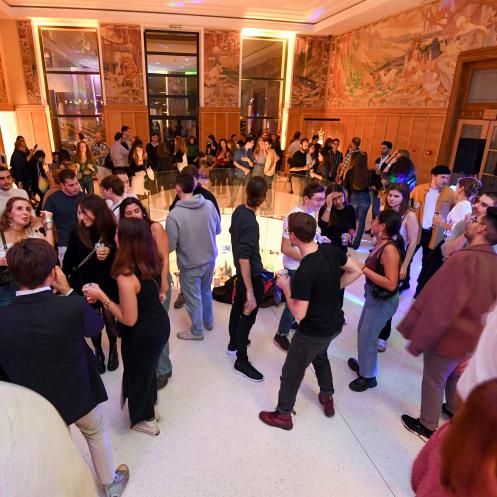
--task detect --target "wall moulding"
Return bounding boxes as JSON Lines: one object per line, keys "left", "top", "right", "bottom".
{"left": 199, "top": 106, "right": 240, "bottom": 150}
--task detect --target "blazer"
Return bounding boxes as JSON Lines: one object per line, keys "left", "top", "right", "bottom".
{"left": 410, "top": 183, "right": 454, "bottom": 248}
{"left": 0, "top": 290, "right": 107, "bottom": 425}
{"left": 398, "top": 244, "right": 497, "bottom": 359}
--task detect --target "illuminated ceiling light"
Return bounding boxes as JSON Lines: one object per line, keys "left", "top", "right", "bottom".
{"left": 240, "top": 28, "right": 297, "bottom": 39}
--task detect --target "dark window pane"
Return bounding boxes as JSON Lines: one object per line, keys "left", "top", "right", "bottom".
{"left": 47, "top": 73, "right": 103, "bottom": 115}
{"left": 241, "top": 79, "right": 282, "bottom": 118}
{"left": 242, "top": 39, "right": 285, "bottom": 79}
{"left": 240, "top": 117, "right": 279, "bottom": 136}
{"left": 42, "top": 28, "right": 100, "bottom": 72}
{"left": 148, "top": 76, "right": 197, "bottom": 96}
{"left": 147, "top": 54, "right": 197, "bottom": 75}
{"left": 146, "top": 32, "right": 197, "bottom": 54}
{"left": 151, "top": 118, "right": 196, "bottom": 141}
{"left": 57, "top": 116, "right": 104, "bottom": 151}
{"left": 149, "top": 96, "right": 197, "bottom": 117}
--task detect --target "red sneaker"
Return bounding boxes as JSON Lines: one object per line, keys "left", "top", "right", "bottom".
{"left": 259, "top": 410, "right": 293, "bottom": 430}
{"left": 318, "top": 393, "right": 335, "bottom": 417}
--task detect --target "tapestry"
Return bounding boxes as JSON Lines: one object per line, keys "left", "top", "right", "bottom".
{"left": 100, "top": 24, "right": 145, "bottom": 105}
{"left": 328, "top": 0, "right": 497, "bottom": 107}
{"left": 292, "top": 35, "right": 331, "bottom": 108}
{"left": 204, "top": 30, "right": 240, "bottom": 107}
{"left": 17, "top": 21, "right": 42, "bottom": 105}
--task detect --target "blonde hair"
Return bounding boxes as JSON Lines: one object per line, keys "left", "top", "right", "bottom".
{"left": 174, "top": 136, "right": 187, "bottom": 155}
{"left": 0, "top": 383, "right": 98, "bottom": 497}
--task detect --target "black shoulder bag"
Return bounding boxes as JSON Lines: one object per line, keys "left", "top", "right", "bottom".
{"left": 0, "top": 232, "right": 11, "bottom": 286}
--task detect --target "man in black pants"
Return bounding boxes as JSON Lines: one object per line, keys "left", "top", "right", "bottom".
{"left": 228, "top": 176, "right": 268, "bottom": 381}
{"left": 259, "top": 213, "right": 362, "bottom": 430}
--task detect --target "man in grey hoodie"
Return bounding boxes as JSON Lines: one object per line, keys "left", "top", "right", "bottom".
{"left": 166, "top": 173, "right": 221, "bottom": 340}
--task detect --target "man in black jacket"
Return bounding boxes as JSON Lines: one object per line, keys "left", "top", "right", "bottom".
{"left": 0, "top": 239, "right": 129, "bottom": 497}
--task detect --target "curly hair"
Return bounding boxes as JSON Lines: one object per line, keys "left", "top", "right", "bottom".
{"left": 0, "top": 197, "right": 33, "bottom": 232}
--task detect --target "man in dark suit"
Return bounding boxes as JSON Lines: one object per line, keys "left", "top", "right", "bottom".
{"left": 0, "top": 239, "right": 129, "bottom": 497}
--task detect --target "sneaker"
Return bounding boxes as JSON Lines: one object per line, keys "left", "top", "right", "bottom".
{"left": 234, "top": 359, "right": 264, "bottom": 382}
{"left": 401, "top": 414, "right": 434, "bottom": 440}
{"left": 177, "top": 330, "right": 204, "bottom": 341}
{"left": 259, "top": 410, "right": 293, "bottom": 430}
{"left": 131, "top": 419, "right": 160, "bottom": 436}
{"left": 157, "top": 372, "right": 172, "bottom": 390}
{"left": 441, "top": 403, "right": 454, "bottom": 419}
{"left": 318, "top": 393, "right": 335, "bottom": 417}
{"left": 274, "top": 333, "right": 291, "bottom": 352}
{"left": 174, "top": 292, "right": 185, "bottom": 309}
{"left": 104, "top": 464, "right": 129, "bottom": 497}
{"left": 349, "top": 376, "right": 377, "bottom": 392}
{"left": 226, "top": 339, "right": 251, "bottom": 356}
{"left": 347, "top": 357, "right": 360, "bottom": 375}
{"left": 376, "top": 339, "right": 387, "bottom": 353}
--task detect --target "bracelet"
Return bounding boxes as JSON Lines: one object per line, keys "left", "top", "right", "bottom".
{"left": 326, "top": 207, "right": 332, "bottom": 212}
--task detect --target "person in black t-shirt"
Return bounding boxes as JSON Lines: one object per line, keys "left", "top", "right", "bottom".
{"left": 259, "top": 212, "right": 362, "bottom": 430}
{"left": 228, "top": 177, "right": 268, "bottom": 382}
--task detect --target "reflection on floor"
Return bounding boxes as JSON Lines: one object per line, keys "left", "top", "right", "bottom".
{"left": 72, "top": 235, "right": 428, "bottom": 497}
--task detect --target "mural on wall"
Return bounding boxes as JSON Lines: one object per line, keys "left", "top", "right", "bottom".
{"left": 0, "top": 54, "right": 8, "bottom": 104}
{"left": 204, "top": 30, "right": 240, "bottom": 107}
{"left": 328, "top": 0, "right": 497, "bottom": 107}
{"left": 100, "top": 24, "right": 145, "bottom": 105}
{"left": 292, "top": 35, "right": 331, "bottom": 108}
{"left": 17, "top": 21, "right": 42, "bottom": 105}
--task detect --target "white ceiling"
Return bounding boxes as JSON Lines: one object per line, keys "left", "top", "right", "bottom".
{"left": 0, "top": 0, "right": 426, "bottom": 35}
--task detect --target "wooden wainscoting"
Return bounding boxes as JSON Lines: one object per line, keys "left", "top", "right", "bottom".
{"left": 103, "top": 104, "right": 149, "bottom": 143}
{"left": 15, "top": 104, "right": 51, "bottom": 154}
{"left": 287, "top": 107, "right": 448, "bottom": 183}
{"left": 199, "top": 107, "right": 240, "bottom": 151}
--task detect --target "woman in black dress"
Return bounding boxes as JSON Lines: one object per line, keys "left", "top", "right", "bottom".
{"left": 62, "top": 194, "right": 119, "bottom": 374}
{"left": 84, "top": 218, "right": 170, "bottom": 436}
{"left": 318, "top": 183, "right": 357, "bottom": 251}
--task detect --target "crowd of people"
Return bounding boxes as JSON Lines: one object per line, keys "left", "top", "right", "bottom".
{"left": 1, "top": 126, "right": 497, "bottom": 497}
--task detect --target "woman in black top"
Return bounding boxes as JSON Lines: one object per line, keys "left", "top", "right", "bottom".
{"left": 343, "top": 152, "right": 372, "bottom": 250}
{"left": 318, "top": 183, "right": 356, "bottom": 252}
{"left": 28, "top": 150, "right": 49, "bottom": 213}
{"left": 62, "top": 194, "right": 119, "bottom": 374}
{"left": 84, "top": 218, "right": 170, "bottom": 436}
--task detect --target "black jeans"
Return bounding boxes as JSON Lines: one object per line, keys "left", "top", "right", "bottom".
{"left": 415, "top": 228, "right": 433, "bottom": 297}
{"left": 277, "top": 332, "right": 336, "bottom": 414}
{"left": 228, "top": 275, "right": 264, "bottom": 361}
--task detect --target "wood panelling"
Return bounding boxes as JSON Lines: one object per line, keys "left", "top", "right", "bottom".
{"left": 103, "top": 105, "right": 149, "bottom": 143}
{"left": 199, "top": 107, "right": 240, "bottom": 150}
{"left": 287, "top": 107, "right": 448, "bottom": 183}
{"left": 15, "top": 104, "right": 51, "bottom": 155}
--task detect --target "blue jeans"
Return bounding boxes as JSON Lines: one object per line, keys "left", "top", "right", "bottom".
{"left": 179, "top": 260, "right": 215, "bottom": 336}
{"left": 276, "top": 268, "right": 297, "bottom": 336}
{"left": 157, "top": 273, "right": 173, "bottom": 376}
{"left": 79, "top": 175, "right": 94, "bottom": 194}
{"left": 350, "top": 190, "right": 371, "bottom": 250}
{"left": 357, "top": 283, "right": 399, "bottom": 378}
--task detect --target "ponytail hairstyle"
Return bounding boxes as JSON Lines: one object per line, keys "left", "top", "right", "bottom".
{"left": 377, "top": 209, "right": 405, "bottom": 258}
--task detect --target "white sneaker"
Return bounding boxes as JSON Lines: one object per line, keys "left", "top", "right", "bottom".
{"left": 132, "top": 419, "right": 160, "bottom": 436}
{"left": 376, "top": 339, "right": 387, "bottom": 353}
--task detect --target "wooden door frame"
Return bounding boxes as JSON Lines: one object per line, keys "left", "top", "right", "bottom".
{"left": 449, "top": 119, "right": 489, "bottom": 169}
{"left": 437, "top": 46, "right": 497, "bottom": 167}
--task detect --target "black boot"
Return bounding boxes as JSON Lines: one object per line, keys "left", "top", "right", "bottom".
{"left": 95, "top": 347, "right": 106, "bottom": 374}
{"left": 107, "top": 344, "right": 119, "bottom": 372}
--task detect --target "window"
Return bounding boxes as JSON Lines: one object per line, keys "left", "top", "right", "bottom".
{"left": 468, "top": 69, "right": 497, "bottom": 103}
{"left": 144, "top": 31, "right": 199, "bottom": 145}
{"left": 39, "top": 27, "right": 104, "bottom": 150}
{"left": 240, "top": 37, "right": 287, "bottom": 136}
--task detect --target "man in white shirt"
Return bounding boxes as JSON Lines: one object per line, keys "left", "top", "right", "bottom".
{"left": 457, "top": 303, "right": 497, "bottom": 402}
{"left": 0, "top": 165, "right": 30, "bottom": 215}
{"left": 274, "top": 182, "right": 327, "bottom": 351}
{"left": 100, "top": 175, "right": 126, "bottom": 222}
{"left": 110, "top": 132, "right": 130, "bottom": 169}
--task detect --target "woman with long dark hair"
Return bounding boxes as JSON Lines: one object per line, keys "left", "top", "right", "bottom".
{"left": 318, "top": 183, "right": 356, "bottom": 251}
{"left": 348, "top": 210, "right": 403, "bottom": 392}
{"left": 311, "top": 150, "right": 333, "bottom": 182}
{"left": 62, "top": 194, "right": 119, "bottom": 374}
{"left": 211, "top": 138, "right": 230, "bottom": 195}
{"left": 28, "top": 150, "right": 49, "bottom": 212}
{"left": 412, "top": 379, "right": 497, "bottom": 497}
{"left": 376, "top": 183, "right": 419, "bottom": 352}
{"left": 186, "top": 136, "right": 199, "bottom": 164}
{"left": 343, "top": 152, "right": 372, "bottom": 249}
{"left": 120, "top": 197, "right": 172, "bottom": 389}
{"left": 74, "top": 141, "right": 96, "bottom": 194}
{"left": 84, "top": 218, "right": 170, "bottom": 436}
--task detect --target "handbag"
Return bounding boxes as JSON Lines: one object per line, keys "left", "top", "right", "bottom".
{"left": 37, "top": 167, "right": 49, "bottom": 194}
{"left": 146, "top": 166, "right": 155, "bottom": 181}
{"left": 371, "top": 242, "right": 401, "bottom": 301}
{"left": 67, "top": 246, "right": 98, "bottom": 288}
{"left": 0, "top": 232, "right": 11, "bottom": 286}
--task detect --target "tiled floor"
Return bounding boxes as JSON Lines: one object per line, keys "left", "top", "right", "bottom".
{"left": 72, "top": 238, "right": 427, "bottom": 497}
